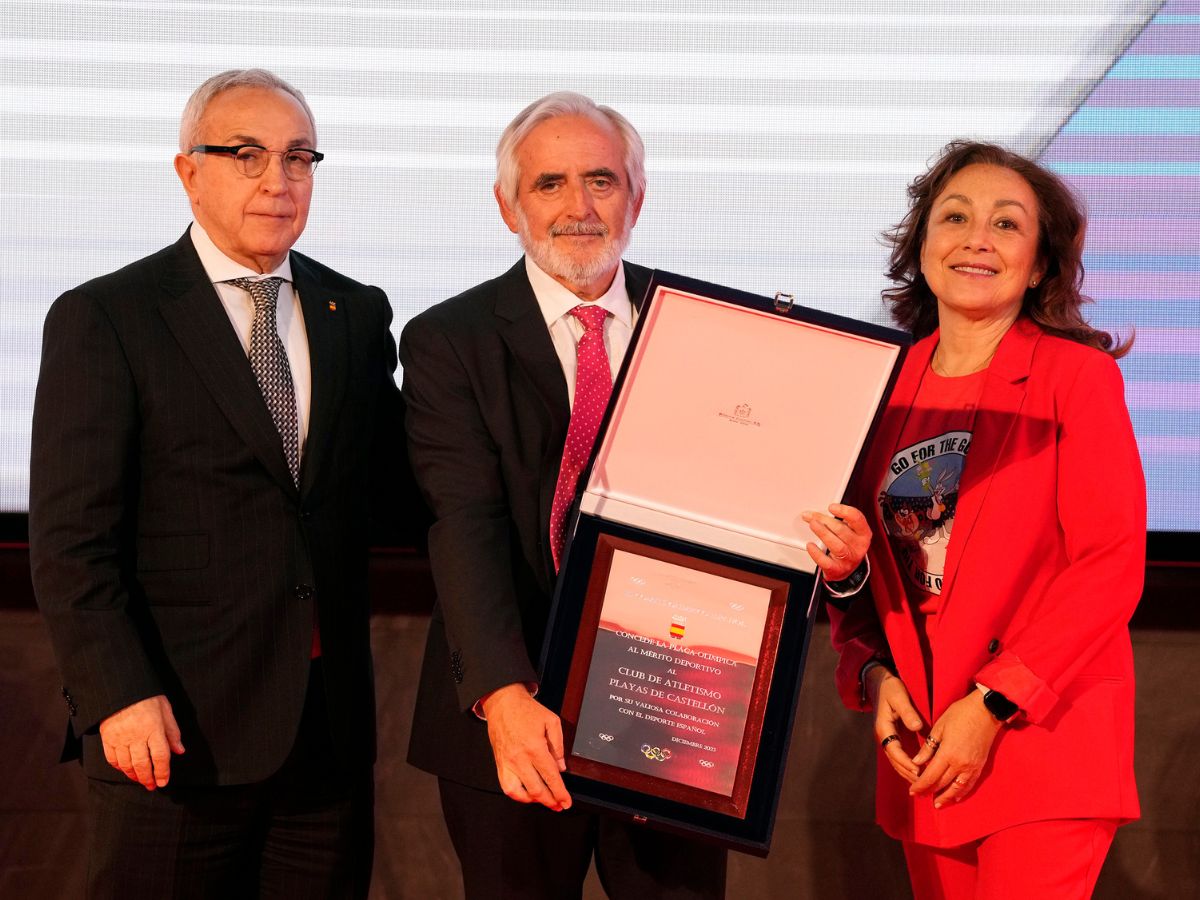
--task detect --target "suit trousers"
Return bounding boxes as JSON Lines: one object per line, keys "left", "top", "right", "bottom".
{"left": 902, "top": 818, "right": 1118, "bottom": 900}
{"left": 438, "top": 778, "right": 727, "bottom": 900}
{"left": 85, "top": 662, "right": 374, "bottom": 900}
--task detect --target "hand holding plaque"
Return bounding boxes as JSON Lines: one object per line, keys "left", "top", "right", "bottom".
{"left": 482, "top": 684, "right": 572, "bottom": 811}
{"left": 801, "top": 502, "right": 872, "bottom": 582}
{"left": 538, "top": 270, "right": 908, "bottom": 853}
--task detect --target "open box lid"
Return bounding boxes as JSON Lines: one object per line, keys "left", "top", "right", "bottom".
{"left": 579, "top": 272, "right": 908, "bottom": 572}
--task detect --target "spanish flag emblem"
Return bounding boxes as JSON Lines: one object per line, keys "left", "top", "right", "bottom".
{"left": 669, "top": 617, "right": 686, "bottom": 640}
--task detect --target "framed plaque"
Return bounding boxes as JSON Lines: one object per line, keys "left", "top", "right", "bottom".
{"left": 561, "top": 534, "right": 788, "bottom": 818}
{"left": 539, "top": 271, "right": 908, "bottom": 854}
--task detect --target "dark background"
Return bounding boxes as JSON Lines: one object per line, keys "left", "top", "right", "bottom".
{"left": 2, "top": 521, "right": 1196, "bottom": 898}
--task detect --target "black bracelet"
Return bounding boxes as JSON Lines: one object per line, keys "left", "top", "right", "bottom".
{"left": 827, "top": 559, "right": 868, "bottom": 594}
{"left": 862, "top": 655, "right": 895, "bottom": 678}
{"left": 860, "top": 656, "right": 896, "bottom": 705}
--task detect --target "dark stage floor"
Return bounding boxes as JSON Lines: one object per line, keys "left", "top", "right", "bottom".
{"left": 2, "top": 611, "right": 1196, "bottom": 899}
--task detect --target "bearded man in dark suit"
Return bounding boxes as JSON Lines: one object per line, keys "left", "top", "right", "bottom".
{"left": 29, "top": 68, "right": 403, "bottom": 898}
{"left": 402, "top": 91, "right": 726, "bottom": 900}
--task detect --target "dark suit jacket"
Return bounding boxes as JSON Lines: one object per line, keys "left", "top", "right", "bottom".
{"left": 402, "top": 257, "right": 651, "bottom": 790}
{"left": 29, "top": 228, "right": 405, "bottom": 785}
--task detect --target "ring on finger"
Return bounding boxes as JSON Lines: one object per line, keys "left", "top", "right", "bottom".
{"left": 924, "top": 736, "right": 940, "bottom": 751}
{"left": 954, "top": 775, "right": 968, "bottom": 786}
{"left": 880, "top": 734, "right": 901, "bottom": 749}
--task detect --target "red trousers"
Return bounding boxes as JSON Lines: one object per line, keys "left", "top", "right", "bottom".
{"left": 902, "top": 818, "right": 1118, "bottom": 900}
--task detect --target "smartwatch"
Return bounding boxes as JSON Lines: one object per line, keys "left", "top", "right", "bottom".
{"left": 976, "top": 682, "right": 1019, "bottom": 723}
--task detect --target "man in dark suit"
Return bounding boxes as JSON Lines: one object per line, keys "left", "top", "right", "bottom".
{"left": 29, "top": 69, "right": 402, "bottom": 898}
{"left": 402, "top": 91, "right": 726, "bottom": 900}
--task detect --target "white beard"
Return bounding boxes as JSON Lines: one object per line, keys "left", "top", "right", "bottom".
{"left": 515, "top": 204, "right": 633, "bottom": 289}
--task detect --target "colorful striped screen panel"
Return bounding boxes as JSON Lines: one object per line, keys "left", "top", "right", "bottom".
{"left": 1042, "top": 0, "right": 1200, "bottom": 533}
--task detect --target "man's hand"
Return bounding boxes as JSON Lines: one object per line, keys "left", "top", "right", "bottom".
{"left": 867, "top": 665, "right": 925, "bottom": 784}
{"left": 98, "top": 694, "right": 185, "bottom": 790}
{"left": 482, "top": 683, "right": 571, "bottom": 811}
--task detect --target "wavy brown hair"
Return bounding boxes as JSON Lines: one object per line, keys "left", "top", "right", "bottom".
{"left": 882, "top": 140, "right": 1130, "bottom": 357}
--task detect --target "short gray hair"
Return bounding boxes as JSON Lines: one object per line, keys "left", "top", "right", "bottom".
{"left": 495, "top": 91, "right": 646, "bottom": 207}
{"left": 178, "top": 68, "right": 317, "bottom": 152}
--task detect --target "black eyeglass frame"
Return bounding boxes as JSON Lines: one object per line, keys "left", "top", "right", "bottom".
{"left": 188, "top": 144, "right": 325, "bottom": 179}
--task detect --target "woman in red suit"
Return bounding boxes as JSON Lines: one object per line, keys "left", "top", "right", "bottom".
{"left": 826, "top": 141, "right": 1145, "bottom": 899}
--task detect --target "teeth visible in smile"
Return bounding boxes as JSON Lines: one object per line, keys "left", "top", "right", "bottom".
{"left": 953, "top": 266, "right": 996, "bottom": 276}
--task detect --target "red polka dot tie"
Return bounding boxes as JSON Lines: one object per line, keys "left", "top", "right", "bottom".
{"left": 550, "top": 304, "right": 613, "bottom": 570}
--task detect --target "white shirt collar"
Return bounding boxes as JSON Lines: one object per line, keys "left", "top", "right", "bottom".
{"left": 189, "top": 221, "right": 294, "bottom": 285}
{"left": 524, "top": 255, "right": 632, "bottom": 328}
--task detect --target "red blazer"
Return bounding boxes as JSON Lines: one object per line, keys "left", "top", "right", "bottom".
{"left": 829, "top": 318, "right": 1144, "bottom": 846}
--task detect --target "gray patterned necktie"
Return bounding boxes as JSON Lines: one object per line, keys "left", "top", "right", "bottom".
{"left": 228, "top": 276, "right": 300, "bottom": 486}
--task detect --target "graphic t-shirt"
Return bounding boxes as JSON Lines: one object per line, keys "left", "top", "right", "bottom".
{"left": 878, "top": 367, "right": 987, "bottom": 618}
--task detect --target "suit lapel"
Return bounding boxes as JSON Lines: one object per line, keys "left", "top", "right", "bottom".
{"left": 860, "top": 331, "right": 937, "bottom": 712}
{"left": 625, "top": 262, "right": 652, "bottom": 313}
{"left": 157, "top": 232, "right": 298, "bottom": 495}
{"left": 291, "top": 254, "right": 348, "bottom": 497}
{"left": 939, "top": 318, "right": 1040, "bottom": 615}
{"left": 496, "top": 259, "right": 650, "bottom": 420}
{"left": 497, "top": 258, "right": 651, "bottom": 581}
{"left": 494, "top": 260, "right": 570, "bottom": 580}
{"left": 496, "top": 260, "right": 570, "bottom": 427}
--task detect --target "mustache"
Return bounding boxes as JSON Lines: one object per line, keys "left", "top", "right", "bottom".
{"left": 549, "top": 221, "right": 609, "bottom": 237}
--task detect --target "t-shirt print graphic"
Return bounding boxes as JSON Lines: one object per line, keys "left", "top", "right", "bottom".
{"left": 878, "top": 430, "right": 972, "bottom": 596}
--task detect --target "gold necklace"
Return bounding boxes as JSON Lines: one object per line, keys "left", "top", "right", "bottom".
{"left": 932, "top": 344, "right": 996, "bottom": 377}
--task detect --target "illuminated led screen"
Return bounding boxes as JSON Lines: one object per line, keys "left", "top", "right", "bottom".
{"left": 1, "top": 1, "right": 1194, "bottom": 534}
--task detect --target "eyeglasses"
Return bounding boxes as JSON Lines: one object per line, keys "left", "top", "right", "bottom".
{"left": 188, "top": 144, "right": 324, "bottom": 180}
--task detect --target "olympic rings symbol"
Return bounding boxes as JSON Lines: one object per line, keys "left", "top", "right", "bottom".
{"left": 640, "top": 744, "right": 673, "bottom": 762}
{"left": 598, "top": 733, "right": 615, "bottom": 742}
{"left": 699, "top": 759, "right": 715, "bottom": 768}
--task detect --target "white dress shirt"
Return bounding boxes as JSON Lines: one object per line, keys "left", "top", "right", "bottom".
{"left": 524, "top": 256, "right": 637, "bottom": 408}
{"left": 189, "top": 223, "right": 312, "bottom": 455}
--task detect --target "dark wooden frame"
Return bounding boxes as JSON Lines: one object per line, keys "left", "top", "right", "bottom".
{"left": 559, "top": 533, "right": 791, "bottom": 818}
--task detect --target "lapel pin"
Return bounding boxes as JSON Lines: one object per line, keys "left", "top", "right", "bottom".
{"left": 328, "top": 300, "right": 338, "bottom": 312}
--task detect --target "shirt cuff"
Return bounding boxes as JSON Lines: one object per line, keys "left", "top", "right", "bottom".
{"left": 472, "top": 681, "right": 539, "bottom": 721}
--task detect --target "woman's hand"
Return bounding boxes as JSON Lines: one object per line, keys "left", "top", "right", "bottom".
{"left": 909, "top": 690, "right": 1003, "bottom": 808}
{"left": 803, "top": 502, "right": 871, "bottom": 582}
{"left": 867, "top": 665, "right": 926, "bottom": 784}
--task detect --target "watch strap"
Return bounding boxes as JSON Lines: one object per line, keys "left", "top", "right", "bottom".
{"left": 975, "top": 682, "right": 1020, "bottom": 723}
{"left": 826, "top": 557, "right": 869, "bottom": 597}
